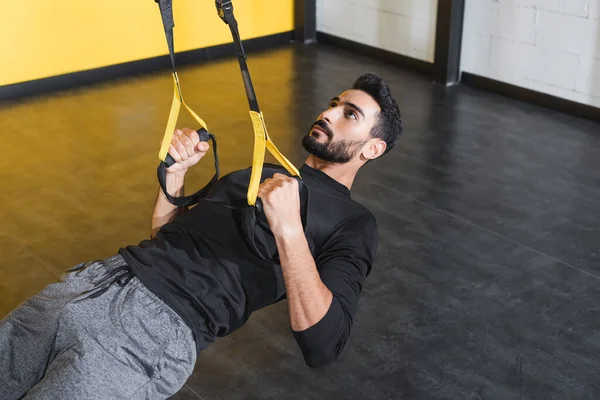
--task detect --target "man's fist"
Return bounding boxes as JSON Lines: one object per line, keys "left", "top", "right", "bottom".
{"left": 166, "top": 128, "right": 210, "bottom": 174}
{"left": 257, "top": 173, "right": 302, "bottom": 236}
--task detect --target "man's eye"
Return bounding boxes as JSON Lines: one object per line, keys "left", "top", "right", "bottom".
{"left": 346, "top": 110, "right": 357, "bottom": 119}
{"left": 329, "top": 102, "right": 336, "bottom": 108}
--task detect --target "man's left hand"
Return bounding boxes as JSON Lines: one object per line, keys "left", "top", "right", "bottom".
{"left": 257, "top": 173, "right": 303, "bottom": 237}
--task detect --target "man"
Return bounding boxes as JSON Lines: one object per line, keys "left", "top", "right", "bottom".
{"left": 0, "top": 73, "right": 403, "bottom": 399}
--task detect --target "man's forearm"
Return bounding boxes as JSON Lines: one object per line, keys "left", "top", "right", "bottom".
{"left": 151, "top": 172, "right": 186, "bottom": 238}
{"left": 274, "top": 227, "right": 333, "bottom": 331}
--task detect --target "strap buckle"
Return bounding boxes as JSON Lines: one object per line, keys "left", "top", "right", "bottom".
{"left": 215, "top": 0, "right": 234, "bottom": 23}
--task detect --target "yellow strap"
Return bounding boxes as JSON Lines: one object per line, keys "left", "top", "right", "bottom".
{"left": 266, "top": 140, "right": 300, "bottom": 177}
{"left": 183, "top": 101, "right": 208, "bottom": 131}
{"left": 158, "top": 73, "right": 209, "bottom": 162}
{"left": 248, "top": 111, "right": 267, "bottom": 206}
{"left": 247, "top": 111, "right": 301, "bottom": 206}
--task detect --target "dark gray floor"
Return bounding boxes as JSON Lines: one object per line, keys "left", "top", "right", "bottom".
{"left": 1, "top": 43, "right": 599, "bottom": 399}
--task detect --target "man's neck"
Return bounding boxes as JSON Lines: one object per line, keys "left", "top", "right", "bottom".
{"left": 304, "top": 156, "right": 360, "bottom": 190}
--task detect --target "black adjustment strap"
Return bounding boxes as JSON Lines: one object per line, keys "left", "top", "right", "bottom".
{"left": 155, "top": 0, "right": 177, "bottom": 71}
{"left": 216, "top": 0, "right": 260, "bottom": 112}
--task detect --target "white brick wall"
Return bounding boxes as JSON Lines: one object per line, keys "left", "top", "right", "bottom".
{"left": 591, "top": 0, "right": 600, "bottom": 19}
{"left": 316, "top": 0, "right": 439, "bottom": 62}
{"left": 461, "top": 0, "right": 600, "bottom": 108}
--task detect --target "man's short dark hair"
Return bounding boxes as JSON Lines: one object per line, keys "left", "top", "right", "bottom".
{"left": 353, "top": 73, "right": 403, "bottom": 156}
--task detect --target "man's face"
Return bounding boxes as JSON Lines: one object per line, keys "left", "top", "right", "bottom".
{"left": 302, "top": 89, "right": 381, "bottom": 164}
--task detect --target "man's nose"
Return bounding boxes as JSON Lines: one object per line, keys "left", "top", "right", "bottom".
{"left": 321, "top": 108, "right": 335, "bottom": 125}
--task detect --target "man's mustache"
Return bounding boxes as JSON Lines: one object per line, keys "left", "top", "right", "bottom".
{"left": 311, "top": 120, "right": 334, "bottom": 139}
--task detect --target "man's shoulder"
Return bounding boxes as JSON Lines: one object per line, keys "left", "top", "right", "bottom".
{"left": 310, "top": 191, "right": 377, "bottom": 231}
{"left": 338, "top": 208, "right": 378, "bottom": 236}
{"left": 310, "top": 198, "right": 378, "bottom": 249}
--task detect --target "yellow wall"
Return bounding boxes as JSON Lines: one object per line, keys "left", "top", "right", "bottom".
{"left": 1, "top": 0, "right": 294, "bottom": 86}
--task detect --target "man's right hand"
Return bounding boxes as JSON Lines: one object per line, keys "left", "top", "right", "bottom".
{"left": 166, "top": 128, "right": 210, "bottom": 174}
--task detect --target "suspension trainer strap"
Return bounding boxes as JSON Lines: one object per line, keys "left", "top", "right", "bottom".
{"left": 155, "top": 0, "right": 220, "bottom": 208}
{"left": 216, "top": 0, "right": 301, "bottom": 207}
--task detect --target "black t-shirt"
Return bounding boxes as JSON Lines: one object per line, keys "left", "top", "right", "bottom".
{"left": 118, "top": 163, "right": 378, "bottom": 367}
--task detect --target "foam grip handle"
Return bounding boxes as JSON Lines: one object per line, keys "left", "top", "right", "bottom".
{"left": 164, "top": 128, "right": 211, "bottom": 168}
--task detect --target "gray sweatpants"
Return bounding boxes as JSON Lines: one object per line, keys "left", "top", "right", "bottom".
{"left": 0, "top": 254, "right": 197, "bottom": 400}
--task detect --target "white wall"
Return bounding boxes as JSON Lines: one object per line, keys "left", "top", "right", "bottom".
{"left": 316, "top": 0, "right": 439, "bottom": 62}
{"left": 461, "top": 0, "right": 600, "bottom": 108}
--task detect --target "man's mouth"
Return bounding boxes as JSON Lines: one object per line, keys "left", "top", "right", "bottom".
{"left": 312, "top": 125, "right": 327, "bottom": 136}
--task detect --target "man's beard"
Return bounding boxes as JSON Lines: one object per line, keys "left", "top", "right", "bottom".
{"left": 302, "top": 121, "right": 366, "bottom": 164}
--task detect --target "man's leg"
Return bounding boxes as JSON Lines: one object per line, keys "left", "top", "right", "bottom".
{"left": 0, "top": 259, "right": 108, "bottom": 400}
{"left": 22, "top": 267, "right": 197, "bottom": 400}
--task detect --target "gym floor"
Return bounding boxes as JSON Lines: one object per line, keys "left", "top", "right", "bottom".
{"left": 1, "top": 43, "right": 599, "bottom": 399}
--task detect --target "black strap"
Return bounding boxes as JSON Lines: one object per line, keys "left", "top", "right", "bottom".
{"left": 216, "top": 0, "right": 260, "bottom": 112}
{"left": 155, "top": 0, "right": 176, "bottom": 72}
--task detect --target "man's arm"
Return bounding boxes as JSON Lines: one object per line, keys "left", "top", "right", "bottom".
{"left": 259, "top": 174, "right": 377, "bottom": 368}
{"left": 151, "top": 171, "right": 186, "bottom": 239}
{"left": 150, "top": 128, "right": 210, "bottom": 238}
{"left": 273, "top": 215, "right": 375, "bottom": 368}
{"left": 273, "top": 226, "right": 333, "bottom": 332}
{"left": 257, "top": 175, "right": 325, "bottom": 330}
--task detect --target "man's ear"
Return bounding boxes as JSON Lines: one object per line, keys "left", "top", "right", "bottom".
{"left": 362, "top": 138, "right": 387, "bottom": 160}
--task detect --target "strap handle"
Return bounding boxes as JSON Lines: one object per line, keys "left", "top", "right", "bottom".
{"left": 157, "top": 128, "right": 220, "bottom": 208}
